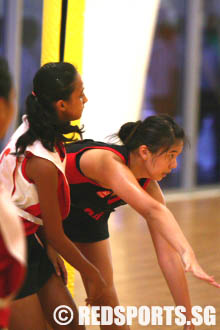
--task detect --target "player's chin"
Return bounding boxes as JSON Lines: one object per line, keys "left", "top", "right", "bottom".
{"left": 157, "top": 173, "right": 167, "bottom": 181}
{"left": 71, "top": 110, "right": 83, "bottom": 121}
{"left": 76, "top": 108, "right": 84, "bottom": 120}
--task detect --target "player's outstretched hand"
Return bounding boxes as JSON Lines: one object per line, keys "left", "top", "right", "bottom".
{"left": 182, "top": 250, "right": 220, "bottom": 288}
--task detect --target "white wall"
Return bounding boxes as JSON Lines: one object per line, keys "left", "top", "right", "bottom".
{"left": 81, "top": 0, "right": 160, "bottom": 141}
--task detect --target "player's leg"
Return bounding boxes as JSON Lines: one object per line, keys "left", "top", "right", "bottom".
{"left": 75, "top": 239, "right": 129, "bottom": 330}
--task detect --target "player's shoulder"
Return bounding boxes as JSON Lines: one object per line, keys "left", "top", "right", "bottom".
{"left": 26, "top": 155, "right": 57, "bottom": 179}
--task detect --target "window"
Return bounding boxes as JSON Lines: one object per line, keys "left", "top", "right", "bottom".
{"left": 141, "top": 0, "right": 186, "bottom": 189}
{"left": 18, "top": 1, "right": 43, "bottom": 122}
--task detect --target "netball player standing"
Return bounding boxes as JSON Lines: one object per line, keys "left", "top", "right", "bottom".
{"left": 0, "top": 62, "right": 106, "bottom": 330}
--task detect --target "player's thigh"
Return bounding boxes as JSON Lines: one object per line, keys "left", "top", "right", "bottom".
{"left": 38, "top": 273, "right": 85, "bottom": 330}
{"left": 75, "top": 240, "right": 129, "bottom": 330}
{"left": 75, "top": 239, "right": 114, "bottom": 285}
{"left": 9, "top": 293, "right": 47, "bottom": 330}
{"left": 75, "top": 239, "right": 121, "bottom": 307}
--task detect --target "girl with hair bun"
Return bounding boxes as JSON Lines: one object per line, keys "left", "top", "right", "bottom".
{"left": 0, "top": 62, "right": 106, "bottom": 330}
{"left": 64, "top": 114, "right": 220, "bottom": 330}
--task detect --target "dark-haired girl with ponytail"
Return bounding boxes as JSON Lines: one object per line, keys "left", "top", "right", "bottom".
{"left": 0, "top": 62, "right": 106, "bottom": 330}
{"left": 64, "top": 115, "right": 220, "bottom": 330}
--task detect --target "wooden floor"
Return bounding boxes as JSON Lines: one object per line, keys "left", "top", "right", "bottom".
{"left": 74, "top": 196, "right": 220, "bottom": 329}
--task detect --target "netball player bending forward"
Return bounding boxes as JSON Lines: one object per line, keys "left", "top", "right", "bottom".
{"left": 64, "top": 115, "right": 220, "bottom": 330}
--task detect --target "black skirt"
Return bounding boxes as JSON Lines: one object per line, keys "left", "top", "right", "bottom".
{"left": 63, "top": 208, "right": 110, "bottom": 243}
{"left": 15, "top": 234, "right": 55, "bottom": 299}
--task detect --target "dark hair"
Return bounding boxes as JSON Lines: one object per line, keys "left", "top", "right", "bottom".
{"left": 15, "top": 62, "right": 83, "bottom": 155}
{"left": 0, "top": 56, "right": 12, "bottom": 101}
{"left": 118, "top": 115, "right": 186, "bottom": 153}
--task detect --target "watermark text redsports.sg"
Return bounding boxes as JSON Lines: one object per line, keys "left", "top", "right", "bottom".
{"left": 53, "top": 305, "right": 216, "bottom": 326}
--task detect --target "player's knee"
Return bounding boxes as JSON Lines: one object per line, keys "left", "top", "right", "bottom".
{"left": 94, "top": 284, "right": 118, "bottom": 306}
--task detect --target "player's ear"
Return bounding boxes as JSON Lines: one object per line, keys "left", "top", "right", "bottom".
{"left": 54, "top": 99, "right": 66, "bottom": 114}
{"left": 138, "top": 145, "right": 149, "bottom": 160}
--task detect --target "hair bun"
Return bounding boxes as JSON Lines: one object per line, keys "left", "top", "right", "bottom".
{"left": 118, "top": 120, "right": 141, "bottom": 145}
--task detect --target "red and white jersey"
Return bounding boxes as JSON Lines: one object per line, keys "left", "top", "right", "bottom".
{"left": 0, "top": 185, "right": 26, "bottom": 326}
{"left": 0, "top": 115, "right": 70, "bottom": 236}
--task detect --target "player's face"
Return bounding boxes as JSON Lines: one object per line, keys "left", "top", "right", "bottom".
{"left": 143, "top": 140, "right": 183, "bottom": 181}
{"left": 0, "top": 88, "right": 15, "bottom": 139}
{"left": 57, "top": 73, "right": 88, "bottom": 122}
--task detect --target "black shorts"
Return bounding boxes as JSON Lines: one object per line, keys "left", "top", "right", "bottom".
{"left": 63, "top": 209, "right": 110, "bottom": 243}
{"left": 15, "top": 234, "right": 55, "bottom": 299}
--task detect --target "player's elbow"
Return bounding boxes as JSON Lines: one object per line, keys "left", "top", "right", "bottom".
{"left": 143, "top": 202, "right": 168, "bottom": 223}
{"left": 156, "top": 244, "right": 180, "bottom": 267}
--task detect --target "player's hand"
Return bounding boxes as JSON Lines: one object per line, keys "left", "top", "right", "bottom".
{"left": 182, "top": 250, "right": 220, "bottom": 288}
{"left": 47, "top": 244, "right": 68, "bottom": 285}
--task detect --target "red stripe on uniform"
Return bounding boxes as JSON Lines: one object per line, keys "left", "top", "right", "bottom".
{"left": 66, "top": 146, "right": 126, "bottom": 186}
{"left": 143, "top": 178, "right": 151, "bottom": 189}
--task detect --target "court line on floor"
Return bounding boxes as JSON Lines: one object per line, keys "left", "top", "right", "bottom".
{"left": 165, "top": 188, "right": 220, "bottom": 203}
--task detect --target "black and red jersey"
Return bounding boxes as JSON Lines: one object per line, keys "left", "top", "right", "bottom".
{"left": 65, "top": 140, "right": 150, "bottom": 223}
